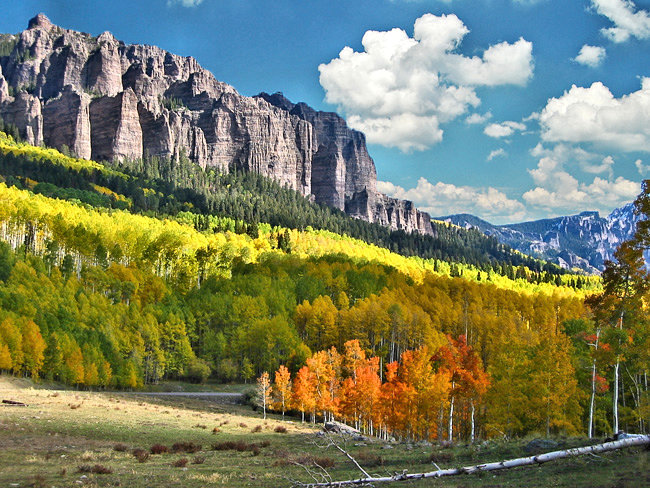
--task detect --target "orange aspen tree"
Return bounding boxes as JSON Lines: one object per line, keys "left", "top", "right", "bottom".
{"left": 353, "top": 357, "right": 382, "bottom": 435}
{"left": 292, "top": 365, "right": 317, "bottom": 423}
{"left": 379, "top": 361, "right": 410, "bottom": 439}
{"left": 434, "top": 335, "right": 489, "bottom": 442}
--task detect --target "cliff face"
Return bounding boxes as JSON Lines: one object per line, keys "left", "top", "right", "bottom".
{"left": 0, "top": 14, "right": 432, "bottom": 235}
{"left": 257, "top": 92, "right": 433, "bottom": 235}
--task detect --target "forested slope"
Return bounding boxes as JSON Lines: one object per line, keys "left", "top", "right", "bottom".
{"left": 2, "top": 131, "right": 641, "bottom": 441}
{"left": 0, "top": 128, "right": 578, "bottom": 283}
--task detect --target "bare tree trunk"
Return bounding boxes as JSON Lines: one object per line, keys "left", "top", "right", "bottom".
{"left": 470, "top": 401, "right": 475, "bottom": 443}
{"left": 296, "top": 436, "right": 650, "bottom": 487}
{"left": 613, "top": 360, "right": 620, "bottom": 433}
{"left": 448, "top": 395, "right": 454, "bottom": 442}
{"left": 588, "top": 328, "right": 600, "bottom": 438}
{"left": 589, "top": 358, "right": 597, "bottom": 438}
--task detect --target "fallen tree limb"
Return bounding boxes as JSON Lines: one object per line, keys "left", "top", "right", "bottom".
{"left": 297, "top": 435, "right": 650, "bottom": 487}
{"left": 1, "top": 399, "right": 27, "bottom": 406}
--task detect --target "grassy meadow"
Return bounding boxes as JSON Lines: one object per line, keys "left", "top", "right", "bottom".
{"left": 1, "top": 376, "right": 648, "bottom": 488}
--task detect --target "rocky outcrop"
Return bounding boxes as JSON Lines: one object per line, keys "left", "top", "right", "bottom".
{"left": 0, "top": 14, "right": 433, "bottom": 235}
{"left": 257, "top": 92, "right": 433, "bottom": 234}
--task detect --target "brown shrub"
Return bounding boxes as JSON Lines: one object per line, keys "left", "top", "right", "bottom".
{"left": 260, "top": 440, "right": 271, "bottom": 448}
{"left": 113, "top": 443, "right": 128, "bottom": 452}
{"left": 251, "top": 446, "right": 261, "bottom": 456}
{"left": 274, "top": 425, "right": 288, "bottom": 433}
{"left": 292, "top": 455, "right": 336, "bottom": 468}
{"left": 132, "top": 449, "right": 150, "bottom": 463}
{"left": 194, "top": 424, "right": 207, "bottom": 429}
{"left": 212, "top": 427, "right": 221, "bottom": 434}
{"left": 172, "top": 442, "right": 201, "bottom": 453}
{"left": 77, "top": 464, "right": 113, "bottom": 474}
{"left": 150, "top": 444, "right": 169, "bottom": 455}
{"left": 357, "top": 450, "right": 384, "bottom": 467}
{"left": 191, "top": 455, "right": 206, "bottom": 464}
{"left": 69, "top": 403, "right": 81, "bottom": 410}
{"left": 211, "top": 440, "right": 260, "bottom": 452}
{"left": 172, "top": 458, "right": 189, "bottom": 468}
{"left": 429, "top": 451, "right": 454, "bottom": 463}
{"left": 26, "top": 474, "right": 47, "bottom": 488}
{"left": 251, "top": 425, "right": 263, "bottom": 433}
{"left": 239, "top": 422, "right": 248, "bottom": 428}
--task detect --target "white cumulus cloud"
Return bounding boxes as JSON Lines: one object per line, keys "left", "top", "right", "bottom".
{"left": 635, "top": 159, "right": 650, "bottom": 175}
{"left": 591, "top": 0, "right": 650, "bottom": 42}
{"left": 574, "top": 44, "right": 606, "bottom": 67}
{"left": 484, "top": 120, "right": 526, "bottom": 138}
{"left": 539, "top": 78, "right": 650, "bottom": 152}
{"left": 465, "top": 111, "right": 492, "bottom": 125}
{"left": 487, "top": 148, "right": 507, "bottom": 161}
{"left": 319, "top": 13, "right": 533, "bottom": 151}
{"left": 522, "top": 156, "right": 639, "bottom": 213}
{"left": 378, "top": 177, "right": 526, "bottom": 221}
{"left": 167, "top": 0, "right": 203, "bottom": 7}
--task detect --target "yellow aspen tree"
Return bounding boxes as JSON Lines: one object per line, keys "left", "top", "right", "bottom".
{"left": 273, "top": 365, "right": 292, "bottom": 418}
{"left": 257, "top": 371, "right": 272, "bottom": 419}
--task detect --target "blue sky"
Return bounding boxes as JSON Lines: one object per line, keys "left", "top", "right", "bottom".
{"left": 2, "top": 0, "right": 649, "bottom": 223}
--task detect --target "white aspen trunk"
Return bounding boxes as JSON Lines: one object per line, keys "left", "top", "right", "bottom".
{"left": 303, "top": 436, "right": 650, "bottom": 487}
{"left": 589, "top": 358, "right": 597, "bottom": 438}
{"left": 588, "top": 328, "right": 600, "bottom": 438}
{"left": 613, "top": 311, "right": 624, "bottom": 434}
{"left": 613, "top": 360, "right": 620, "bottom": 434}
{"left": 448, "top": 395, "right": 454, "bottom": 442}
{"left": 471, "top": 401, "right": 475, "bottom": 443}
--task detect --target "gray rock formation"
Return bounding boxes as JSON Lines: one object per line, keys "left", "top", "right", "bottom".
{"left": 257, "top": 92, "right": 433, "bottom": 234}
{"left": 0, "top": 14, "right": 433, "bottom": 235}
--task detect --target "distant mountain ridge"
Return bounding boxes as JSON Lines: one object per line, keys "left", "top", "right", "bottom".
{"left": 437, "top": 203, "right": 641, "bottom": 273}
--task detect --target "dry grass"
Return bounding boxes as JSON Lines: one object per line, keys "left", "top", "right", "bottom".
{"left": 1, "top": 375, "right": 646, "bottom": 488}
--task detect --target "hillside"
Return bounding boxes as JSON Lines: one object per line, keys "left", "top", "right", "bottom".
{"left": 0, "top": 14, "right": 432, "bottom": 234}
{"left": 438, "top": 206, "right": 642, "bottom": 273}
{"left": 0, "top": 130, "right": 575, "bottom": 282}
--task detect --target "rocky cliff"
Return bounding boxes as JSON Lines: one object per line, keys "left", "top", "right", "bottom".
{"left": 0, "top": 14, "right": 432, "bottom": 235}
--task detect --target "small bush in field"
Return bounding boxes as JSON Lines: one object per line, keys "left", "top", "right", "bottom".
{"left": 150, "top": 444, "right": 169, "bottom": 454}
{"left": 172, "top": 458, "right": 189, "bottom": 468}
{"left": 212, "top": 427, "right": 221, "bottom": 434}
{"left": 429, "top": 452, "right": 454, "bottom": 464}
{"left": 172, "top": 441, "right": 201, "bottom": 453}
{"left": 77, "top": 464, "right": 113, "bottom": 474}
{"left": 357, "top": 450, "right": 384, "bottom": 467}
{"left": 293, "top": 455, "right": 336, "bottom": 468}
{"left": 191, "top": 455, "right": 206, "bottom": 464}
{"left": 274, "top": 425, "right": 287, "bottom": 433}
{"left": 132, "top": 449, "right": 150, "bottom": 463}
{"left": 251, "top": 425, "right": 263, "bottom": 433}
{"left": 113, "top": 443, "right": 128, "bottom": 452}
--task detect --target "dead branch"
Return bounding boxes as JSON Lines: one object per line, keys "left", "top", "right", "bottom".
{"left": 294, "top": 435, "right": 650, "bottom": 487}
{"left": 1, "top": 399, "right": 27, "bottom": 406}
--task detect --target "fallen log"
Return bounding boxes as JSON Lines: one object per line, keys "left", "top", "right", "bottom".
{"left": 2, "top": 399, "right": 27, "bottom": 406}
{"left": 298, "top": 435, "right": 650, "bottom": 487}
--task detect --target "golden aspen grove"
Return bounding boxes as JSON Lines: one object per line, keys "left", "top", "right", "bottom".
{"left": 0, "top": 131, "right": 648, "bottom": 442}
